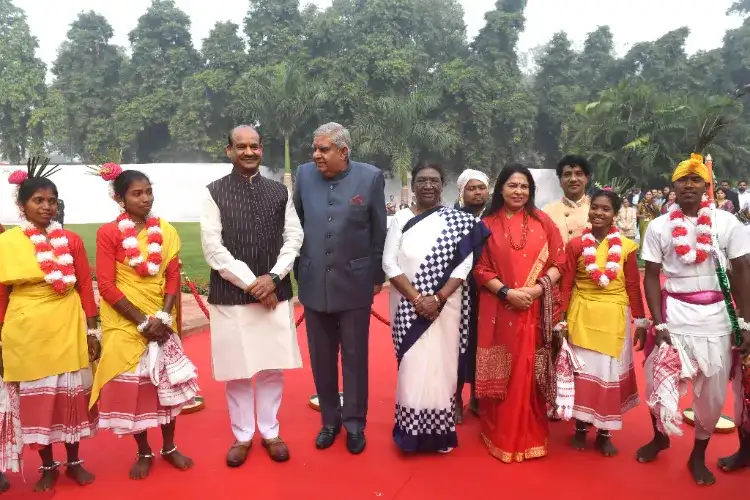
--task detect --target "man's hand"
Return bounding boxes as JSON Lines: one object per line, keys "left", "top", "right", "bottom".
{"left": 654, "top": 326, "right": 671, "bottom": 346}
{"left": 247, "top": 275, "right": 276, "bottom": 300}
{"left": 373, "top": 284, "right": 382, "bottom": 295}
{"left": 633, "top": 327, "right": 647, "bottom": 352}
{"left": 87, "top": 336, "right": 102, "bottom": 363}
{"left": 260, "top": 293, "right": 279, "bottom": 311}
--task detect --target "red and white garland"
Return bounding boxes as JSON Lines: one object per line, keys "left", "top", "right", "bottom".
{"left": 669, "top": 198, "right": 712, "bottom": 265}
{"left": 20, "top": 220, "right": 76, "bottom": 294}
{"left": 117, "top": 212, "right": 163, "bottom": 277}
{"left": 581, "top": 226, "right": 622, "bottom": 287}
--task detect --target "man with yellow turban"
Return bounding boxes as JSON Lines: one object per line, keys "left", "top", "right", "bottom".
{"left": 636, "top": 153, "right": 750, "bottom": 486}
{"left": 453, "top": 169, "right": 489, "bottom": 423}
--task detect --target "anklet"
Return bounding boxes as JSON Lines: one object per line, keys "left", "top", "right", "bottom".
{"left": 136, "top": 452, "right": 155, "bottom": 459}
{"left": 38, "top": 461, "right": 61, "bottom": 472}
{"left": 161, "top": 446, "right": 177, "bottom": 456}
{"left": 597, "top": 430, "right": 611, "bottom": 437}
{"left": 575, "top": 427, "right": 589, "bottom": 433}
{"left": 65, "top": 459, "right": 84, "bottom": 467}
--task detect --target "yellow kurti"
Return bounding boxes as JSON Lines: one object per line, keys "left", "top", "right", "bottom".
{"left": 89, "top": 221, "right": 180, "bottom": 408}
{"left": 567, "top": 237, "right": 638, "bottom": 359}
{"left": 0, "top": 227, "right": 88, "bottom": 382}
{"left": 543, "top": 198, "right": 590, "bottom": 246}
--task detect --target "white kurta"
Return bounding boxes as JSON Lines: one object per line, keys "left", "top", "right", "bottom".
{"left": 200, "top": 184, "right": 304, "bottom": 382}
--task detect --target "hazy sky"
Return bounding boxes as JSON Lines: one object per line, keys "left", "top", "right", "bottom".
{"left": 16, "top": 0, "right": 744, "bottom": 70}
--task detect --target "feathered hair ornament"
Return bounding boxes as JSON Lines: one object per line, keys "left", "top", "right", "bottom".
{"left": 7, "top": 157, "right": 61, "bottom": 186}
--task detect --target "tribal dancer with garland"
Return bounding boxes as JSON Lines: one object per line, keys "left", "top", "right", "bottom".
{"left": 558, "top": 189, "right": 647, "bottom": 457}
{"left": 637, "top": 154, "right": 750, "bottom": 486}
{"left": 90, "top": 166, "right": 198, "bottom": 480}
{"left": 0, "top": 158, "right": 100, "bottom": 492}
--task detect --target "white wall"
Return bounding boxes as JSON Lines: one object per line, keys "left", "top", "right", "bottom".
{"left": 1, "top": 163, "right": 563, "bottom": 225}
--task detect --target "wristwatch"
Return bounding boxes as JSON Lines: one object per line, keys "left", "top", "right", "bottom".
{"left": 497, "top": 286, "right": 510, "bottom": 300}
{"left": 269, "top": 273, "right": 281, "bottom": 287}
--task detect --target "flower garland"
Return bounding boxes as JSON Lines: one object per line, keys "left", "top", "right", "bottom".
{"left": 20, "top": 220, "right": 76, "bottom": 294}
{"left": 117, "top": 212, "right": 163, "bottom": 276}
{"left": 669, "top": 199, "right": 712, "bottom": 264}
{"left": 581, "top": 226, "right": 622, "bottom": 287}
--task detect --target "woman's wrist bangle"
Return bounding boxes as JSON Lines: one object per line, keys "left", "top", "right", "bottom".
{"left": 136, "top": 317, "right": 151, "bottom": 333}
{"left": 87, "top": 327, "right": 102, "bottom": 341}
{"left": 633, "top": 318, "right": 652, "bottom": 329}
{"left": 654, "top": 323, "right": 668, "bottom": 332}
{"left": 154, "top": 310, "right": 173, "bottom": 327}
{"left": 411, "top": 293, "right": 422, "bottom": 304}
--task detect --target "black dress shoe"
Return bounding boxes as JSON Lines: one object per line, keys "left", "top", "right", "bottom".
{"left": 315, "top": 426, "right": 340, "bottom": 450}
{"left": 346, "top": 431, "right": 366, "bottom": 454}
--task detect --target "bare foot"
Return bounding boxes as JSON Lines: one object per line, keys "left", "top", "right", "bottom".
{"left": 0, "top": 472, "right": 10, "bottom": 493}
{"left": 571, "top": 429, "right": 587, "bottom": 451}
{"left": 162, "top": 449, "right": 194, "bottom": 471}
{"left": 34, "top": 469, "right": 60, "bottom": 492}
{"left": 717, "top": 450, "right": 750, "bottom": 473}
{"left": 688, "top": 456, "right": 716, "bottom": 486}
{"left": 129, "top": 455, "right": 154, "bottom": 480}
{"left": 65, "top": 464, "right": 95, "bottom": 486}
{"left": 635, "top": 436, "right": 670, "bottom": 463}
{"left": 595, "top": 433, "right": 619, "bottom": 457}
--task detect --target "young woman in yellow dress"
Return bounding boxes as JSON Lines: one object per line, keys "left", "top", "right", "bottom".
{"left": 89, "top": 166, "right": 196, "bottom": 480}
{"left": 0, "top": 161, "right": 100, "bottom": 492}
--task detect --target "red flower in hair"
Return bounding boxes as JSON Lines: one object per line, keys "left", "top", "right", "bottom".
{"left": 100, "top": 163, "right": 123, "bottom": 181}
{"left": 8, "top": 170, "right": 28, "bottom": 185}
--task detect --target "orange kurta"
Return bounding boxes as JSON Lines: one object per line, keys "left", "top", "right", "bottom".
{"left": 473, "top": 209, "right": 565, "bottom": 463}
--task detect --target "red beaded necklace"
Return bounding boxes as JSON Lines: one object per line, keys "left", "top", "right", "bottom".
{"left": 505, "top": 209, "right": 529, "bottom": 250}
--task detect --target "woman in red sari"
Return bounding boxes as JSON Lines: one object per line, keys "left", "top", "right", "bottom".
{"left": 474, "top": 164, "right": 565, "bottom": 463}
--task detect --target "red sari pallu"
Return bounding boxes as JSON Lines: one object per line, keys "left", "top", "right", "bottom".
{"left": 473, "top": 209, "right": 565, "bottom": 463}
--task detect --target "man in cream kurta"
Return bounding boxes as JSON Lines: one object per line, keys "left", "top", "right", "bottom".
{"left": 200, "top": 125, "right": 303, "bottom": 467}
{"left": 637, "top": 154, "right": 750, "bottom": 486}
{"left": 543, "top": 155, "right": 593, "bottom": 246}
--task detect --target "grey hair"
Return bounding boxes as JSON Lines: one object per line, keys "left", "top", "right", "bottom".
{"left": 313, "top": 122, "right": 352, "bottom": 155}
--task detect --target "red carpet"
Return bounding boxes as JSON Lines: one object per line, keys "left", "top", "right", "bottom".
{"left": 4, "top": 292, "right": 747, "bottom": 499}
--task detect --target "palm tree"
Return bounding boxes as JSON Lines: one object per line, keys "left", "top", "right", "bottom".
{"left": 232, "top": 61, "right": 328, "bottom": 188}
{"left": 353, "top": 92, "right": 458, "bottom": 202}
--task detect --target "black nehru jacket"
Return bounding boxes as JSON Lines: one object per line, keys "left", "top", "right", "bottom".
{"left": 206, "top": 172, "right": 293, "bottom": 305}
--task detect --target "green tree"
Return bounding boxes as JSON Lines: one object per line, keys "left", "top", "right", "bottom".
{"left": 170, "top": 21, "right": 247, "bottom": 161}
{"left": 35, "top": 11, "right": 125, "bottom": 161}
{"left": 116, "top": 0, "right": 198, "bottom": 162}
{"left": 353, "top": 92, "right": 458, "bottom": 200}
{"left": 0, "top": 0, "right": 46, "bottom": 162}
{"left": 231, "top": 61, "right": 328, "bottom": 186}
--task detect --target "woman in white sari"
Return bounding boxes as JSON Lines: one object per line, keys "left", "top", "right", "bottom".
{"left": 383, "top": 163, "right": 490, "bottom": 453}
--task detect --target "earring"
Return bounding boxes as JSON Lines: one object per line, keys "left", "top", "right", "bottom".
{"left": 118, "top": 201, "right": 125, "bottom": 213}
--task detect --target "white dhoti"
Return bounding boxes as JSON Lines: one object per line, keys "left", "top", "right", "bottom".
{"left": 646, "top": 333, "right": 732, "bottom": 439}
{"left": 209, "top": 300, "right": 303, "bottom": 442}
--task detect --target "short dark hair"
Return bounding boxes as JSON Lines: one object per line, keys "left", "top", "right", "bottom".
{"left": 17, "top": 177, "right": 58, "bottom": 205}
{"left": 556, "top": 155, "right": 591, "bottom": 178}
{"left": 410, "top": 162, "right": 446, "bottom": 187}
{"left": 591, "top": 189, "right": 621, "bottom": 212}
{"left": 227, "top": 125, "right": 262, "bottom": 147}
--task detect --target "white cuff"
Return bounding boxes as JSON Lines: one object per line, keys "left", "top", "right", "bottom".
{"left": 738, "top": 318, "right": 749, "bottom": 331}
{"left": 654, "top": 323, "right": 668, "bottom": 332}
{"left": 154, "top": 310, "right": 173, "bottom": 327}
{"left": 87, "top": 327, "right": 102, "bottom": 341}
{"left": 633, "top": 318, "right": 652, "bottom": 329}
{"left": 136, "top": 318, "right": 150, "bottom": 333}
{"left": 553, "top": 321, "right": 568, "bottom": 332}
